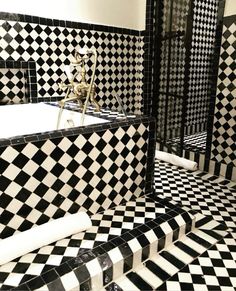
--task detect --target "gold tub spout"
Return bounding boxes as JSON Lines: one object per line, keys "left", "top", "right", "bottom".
{"left": 57, "top": 48, "right": 99, "bottom": 129}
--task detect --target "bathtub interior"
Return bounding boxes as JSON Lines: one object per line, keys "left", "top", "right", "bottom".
{"left": 0, "top": 102, "right": 110, "bottom": 139}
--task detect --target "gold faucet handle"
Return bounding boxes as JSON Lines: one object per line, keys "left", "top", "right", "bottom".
{"left": 58, "top": 82, "right": 69, "bottom": 91}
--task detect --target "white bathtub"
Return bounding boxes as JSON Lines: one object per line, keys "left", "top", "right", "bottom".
{"left": 0, "top": 103, "right": 110, "bottom": 139}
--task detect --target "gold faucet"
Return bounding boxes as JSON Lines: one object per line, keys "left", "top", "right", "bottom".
{"left": 57, "top": 49, "right": 99, "bottom": 128}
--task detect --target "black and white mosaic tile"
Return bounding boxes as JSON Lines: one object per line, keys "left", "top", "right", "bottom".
{"left": 0, "top": 196, "right": 195, "bottom": 290}
{"left": 0, "top": 68, "right": 27, "bottom": 104}
{"left": 106, "top": 212, "right": 230, "bottom": 291}
{"left": 186, "top": 0, "right": 219, "bottom": 134}
{"left": 159, "top": 232, "right": 236, "bottom": 291}
{"left": 0, "top": 15, "right": 143, "bottom": 114}
{"left": 0, "top": 156, "right": 236, "bottom": 290}
{"left": 105, "top": 161, "right": 236, "bottom": 291}
{"left": 211, "top": 15, "right": 236, "bottom": 170}
{"left": 154, "top": 160, "right": 236, "bottom": 231}
{"left": 0, "top": 118, "right": 155, "bottom": 240}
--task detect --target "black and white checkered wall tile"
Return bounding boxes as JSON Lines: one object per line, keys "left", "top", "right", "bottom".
{"left": 211, "top": 14, "right": 236, "bottom": 170}
{"left": 0, "top": 120, "right": 154, "bottom": 240}
{"left": 186, "top": 0, "right": 219, "bottom": 133}
{"left": 0, "top": 68, "right": 27, "bottom": 104}
{"left": 0, "top": 16, "right": 144, "bottom": 114}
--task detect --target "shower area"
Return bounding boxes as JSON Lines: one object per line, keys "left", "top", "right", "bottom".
{"left": 154, "top": 0, "right": 224, "bottom": 155}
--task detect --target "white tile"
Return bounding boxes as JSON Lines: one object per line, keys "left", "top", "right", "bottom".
{"left": 60, "top": 272, "right": 79, "bottom": 291}
{"left": 165, "top": 281, "right": 182, "bottom": 291}
{"left": 167, "top": 245, "right": 193, "bottom": 265}
{"left": 86, "top": 259, "right": 103, "bottom": 290}
{"left": 135, "top": 265, "right": 163, "bottom": 288}
{"left": 178, "top": 272, "right": 194, "bottom": 283}
{"left": 204, "top": 275, "right": 219, "bottom": 286}
{"left": 112, "top": 259, "right": 124, "bottom": 281}
{"left": 150, "top": 254, "right": 178, "bottom": 276}
{"left": 3, "top": 273, "right": 24, "bottom": 287}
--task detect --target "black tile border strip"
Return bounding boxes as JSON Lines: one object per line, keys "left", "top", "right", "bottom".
{"left": 0, "top": 11, "right": 142, "bottom": 36}
{"left": 223, "top": 14, "right": 236, "bottom": 24}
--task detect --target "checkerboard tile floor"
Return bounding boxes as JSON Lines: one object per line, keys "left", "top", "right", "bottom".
{"left": 1, "top": 160, "right": 236, "bottom": 290}
{"left": 105, "top": 160, "right": 236, "bottom": 291}
{"left": 154, "top": 160, "right": 236, "bottom": 231}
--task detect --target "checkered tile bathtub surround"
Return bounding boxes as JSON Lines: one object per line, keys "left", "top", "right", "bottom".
{"left": 211, "top": 14, "right": 236, "bottom": 169}
{"left": 0, "top": 16, "right": 143, "bottom": 114}
{"left": 0, "top": 118, "right": 155, "bottom": 239}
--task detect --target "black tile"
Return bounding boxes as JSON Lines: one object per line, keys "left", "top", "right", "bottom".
{"left": 126, "top": 272, "right": 153, "bottom": 290}
{"left": 145, "top": 260, "right": 170, "bottom": 281}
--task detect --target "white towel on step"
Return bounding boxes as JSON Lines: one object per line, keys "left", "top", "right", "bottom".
{"left": 156, "top": 150, "right": 198, "bottom": 171}
{"left": 0, "top": 212, "right": 92, "bottom": 265}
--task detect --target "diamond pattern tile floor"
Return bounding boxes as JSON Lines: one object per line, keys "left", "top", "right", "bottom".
{"left": 106, "top": 160, "right": 236, "bottom": 291}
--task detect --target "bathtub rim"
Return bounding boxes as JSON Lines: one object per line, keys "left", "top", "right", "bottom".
{"left": 0, "top": 102, "right": 141, "bottom": 148}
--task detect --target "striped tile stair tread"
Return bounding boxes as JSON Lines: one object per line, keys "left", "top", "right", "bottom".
{"left": 11, "top": 196, "right": 196, "bottom": 291}
{"left": 104, "top": 213, "right": 229, "bottom": 291}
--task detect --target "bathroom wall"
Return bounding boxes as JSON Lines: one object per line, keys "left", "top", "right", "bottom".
{"left": 224, "top": 0, "right": 236, "bottom": 16}
{"left": 209, "top": 0, "right": 236, "bottom": 180}
{"left": 0, "top": 1, "right": 146, "bottom": 114}
{"left": 0, "top": 0, "right": 146, "bottom": 30}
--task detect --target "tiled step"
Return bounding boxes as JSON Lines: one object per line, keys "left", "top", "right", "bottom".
{"left": 0, "top": 195, "right": 196, "bottom": 291}
{"left": 105, "top": 213, "right": 230, "bottom": 291}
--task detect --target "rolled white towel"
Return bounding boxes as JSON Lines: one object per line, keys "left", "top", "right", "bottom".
{"left": 156, "top": 150, "right": 198, "bottom": 171}
{"left": 0, "top": 212, "right": 92, "bottom": 265}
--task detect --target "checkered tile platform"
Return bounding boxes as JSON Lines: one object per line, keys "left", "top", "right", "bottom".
{"left": 154, "top": 160, "right": 236, "bottom": 231}
{"left": 106, "top": 212, "right": 231, "bottom": 291}
{"left": 0, "top": 120, "right": 152, "bottom": 240}
{"left": 0, "top": 196, "right": 195, "bottom": 290}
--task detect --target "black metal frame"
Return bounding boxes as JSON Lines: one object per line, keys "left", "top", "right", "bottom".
{"left": 150, "top": 0, "right": 226, "bottom": 157}
{"left": 180, "top": 0, "right": 194, "bottom": 156}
